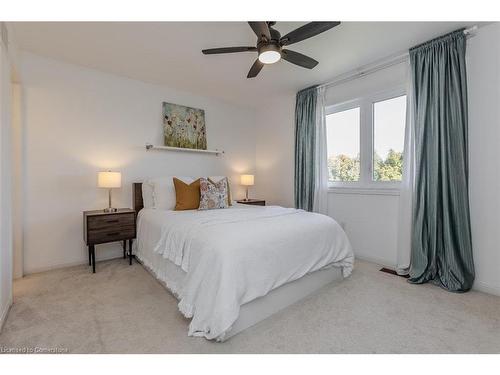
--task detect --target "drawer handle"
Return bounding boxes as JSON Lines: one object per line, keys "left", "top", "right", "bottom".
{"left": 105, "top": 219, "right": 119, "bottom": 224}
{"left": 107, "top": 232, "right": 120, "bottom": 236}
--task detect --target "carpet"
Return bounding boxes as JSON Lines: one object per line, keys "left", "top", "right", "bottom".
{"left": 1, "top": 258, "right": 499, "bottom": 353}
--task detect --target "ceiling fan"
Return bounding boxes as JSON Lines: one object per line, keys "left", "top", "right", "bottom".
{"left": 202, "top": 21, "right": 340, "bottom": 78}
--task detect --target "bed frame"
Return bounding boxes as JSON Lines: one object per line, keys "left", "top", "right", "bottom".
{"left": 132, "top": 182, "right": 344, "bottom": 341}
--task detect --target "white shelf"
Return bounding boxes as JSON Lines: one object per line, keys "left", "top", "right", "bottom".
{"left": 145, "top": 143, "right": 224, "bottom": 155}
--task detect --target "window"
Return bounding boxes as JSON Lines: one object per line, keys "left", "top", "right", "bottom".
{"left": 325, "top": 89, "right": 406, "bottom": 190}
{"left": 326, "top": 107, "right": 360, "bottom": 182}
{"left": 373, "top": 96, "right": 406, "bottom": 181}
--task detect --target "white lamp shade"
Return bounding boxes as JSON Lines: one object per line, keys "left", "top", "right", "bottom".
{"left": 240, "top": 174, "right": 254, "bottom": 186}
{"left": 98, "top": 171, "right": 121, "bottom": 188}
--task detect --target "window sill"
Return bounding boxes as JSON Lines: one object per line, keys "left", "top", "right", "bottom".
{"left": 328, "top": 186, "right": 400, "bottom": 196}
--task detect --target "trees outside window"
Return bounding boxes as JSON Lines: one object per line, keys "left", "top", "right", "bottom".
{"left": 326, "top": 106, "right": 360, "bottom": 182}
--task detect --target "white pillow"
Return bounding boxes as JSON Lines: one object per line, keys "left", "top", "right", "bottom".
{"left": 151, "top": 176, "right": 194, "bottom": 210}
{"left": 141, "top": 181, "right": 155, "bottom": 209}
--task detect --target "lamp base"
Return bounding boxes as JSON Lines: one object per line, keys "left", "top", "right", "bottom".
{"left": 104, "top": 189, "right": 117, "bottom": 213}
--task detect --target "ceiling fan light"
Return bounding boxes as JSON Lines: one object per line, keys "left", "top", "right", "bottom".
{"left": 258, "top": 50, "right": 281, "bottom": 64}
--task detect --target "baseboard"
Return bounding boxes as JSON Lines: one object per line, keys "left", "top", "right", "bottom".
{"left": 473, "top": 280, "right": 500, "bottom": 297}
{"left": 355, "top": 254, "right": 396, "bottom": 269}
{"left": 0, "top": 295, "right": 13, "bottom": 333}
{"left": 24, "top": 250, "right": 124, "bottom": 275}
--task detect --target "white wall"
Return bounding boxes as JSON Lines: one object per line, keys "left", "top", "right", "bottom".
{"left": 467, "top": 23, "right": 500, "bottom": 295}
{"left": 20, "top": 52, "right": 257, "bottom": 274}
{"left": 0, "top": 42, "right": 13, "bottom": 329}
{"left": 255, "top": 23, "right": 500, "bottom": 294}
{"left": 327, "top": 193, "right": 399, "bottom": 266}
{"left": 0, "top": 21, "right": 22, "bottom": 331}
{"left": 11, "top": 83, "right": 23, "bottom": 279}
{"left": 255, "top": 93, "right": 295, "bottom": 207}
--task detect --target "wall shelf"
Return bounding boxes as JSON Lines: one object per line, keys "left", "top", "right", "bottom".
{"left": 145, "top": 143, "right": 224, "bottom": 155}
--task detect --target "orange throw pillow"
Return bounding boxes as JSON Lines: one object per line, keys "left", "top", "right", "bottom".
{"left": 173, "top": 178, "right": 201, "bottom": 210}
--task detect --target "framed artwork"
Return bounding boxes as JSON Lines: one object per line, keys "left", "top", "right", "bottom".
{"left": 162, "top": 102, "right": 207, "bottom": 150}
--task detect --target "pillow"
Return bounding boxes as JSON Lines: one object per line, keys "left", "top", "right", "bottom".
{"left": 141, "top": 181, "right": 155, "bottom": 209}
{"left": 173, "top": 178, "right": 201, "bottom": 210}
{"left": 199, "top": 177, "right": 229, "bottom": 210}
{"left": 209, "top": 176, "right": 233, "bottom": 206}
{"left": 150, "top": 176, "right": 194, "bottom": 210}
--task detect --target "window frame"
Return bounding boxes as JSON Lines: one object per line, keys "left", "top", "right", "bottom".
{"left": 325, "top": 86, "right": 406, "bottom": 194}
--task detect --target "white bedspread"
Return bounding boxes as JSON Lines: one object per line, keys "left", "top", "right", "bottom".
{"left": 137, "top": 205, "right": 354, "bottom": 341}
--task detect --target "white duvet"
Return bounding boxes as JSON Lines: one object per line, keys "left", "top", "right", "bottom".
{"left": 137, "top": 205, "right": 354, "bottom": 341}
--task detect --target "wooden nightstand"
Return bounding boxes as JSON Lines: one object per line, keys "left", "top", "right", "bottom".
{"left": 236, "top": 199, "right": 266, "bottom": 206}
{"left": 83, "top": 208, "right": 136, "bottom": 273}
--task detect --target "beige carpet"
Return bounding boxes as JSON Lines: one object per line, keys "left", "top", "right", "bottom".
{"left": 1, "top": 258, "right": 499, "bottom": 353}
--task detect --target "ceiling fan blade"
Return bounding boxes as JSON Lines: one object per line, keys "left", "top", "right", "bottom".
{"left": 248, "top": 22, "right": 271, "bottom": 40}
{"left": 202, "top": 46, "right": 257, "bottom": 55}
{"left": 247, "top": 59, "right": 264, "bottom": 78}
{"left": 280, "top": 22, "right": 340, "bottom": 46}
{"left": 281, "top": 49, "right": 319, "bottom": 69}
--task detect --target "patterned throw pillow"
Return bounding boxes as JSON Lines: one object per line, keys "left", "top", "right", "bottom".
{"left": 199, "top": 177, "right": 229, "bottom": 210}
{"left": 208, "top": 177, "right": 232, "bottom": 206}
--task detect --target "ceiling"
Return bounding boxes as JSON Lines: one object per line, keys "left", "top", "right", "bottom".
{"left": 11, "top": 22, "right": 480, "bottom": 108}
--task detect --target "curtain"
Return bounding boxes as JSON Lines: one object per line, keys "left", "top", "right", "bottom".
{"left": 294, "top": 86, "right": 318, "bottom": 211}
{"left": 396, "top": 60, "right": 416, "bottom": 275}
{"left": 313, "top": 86, "right": 329, "bottom": 214}
{"left": 408, "top": 29, "right": 475, "bottom": 292}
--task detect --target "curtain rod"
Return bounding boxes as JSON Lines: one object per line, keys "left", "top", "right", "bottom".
{"left": 317, "top": 25, "right": 478, "bottom": 90}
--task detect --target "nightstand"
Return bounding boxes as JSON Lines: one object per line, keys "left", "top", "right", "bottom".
{"left": 236, "top": 199, "right": 266, "bottom": 206}
{"left": 83, "top": 208, "right": 136, "bottom": 273}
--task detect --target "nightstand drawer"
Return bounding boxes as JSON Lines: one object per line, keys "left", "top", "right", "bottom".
{"left": 87, "top": 225, "right": 136, "bottom": 244}
{"left": 87, "top": 213, "right": 135, "bottom": 230}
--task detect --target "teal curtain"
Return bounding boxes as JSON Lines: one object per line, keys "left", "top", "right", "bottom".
{"left": 409, "top": 29, "right": 475, "bottom": 292}
{"left": 294, "top": 86, "right": 318, "bottom": 211}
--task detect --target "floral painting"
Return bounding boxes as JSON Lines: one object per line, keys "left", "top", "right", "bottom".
{"left": 162, "top": 102, "right": 207, "bottom": 150}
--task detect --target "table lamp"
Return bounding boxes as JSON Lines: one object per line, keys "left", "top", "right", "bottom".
{"left": 98, "top": 171, "right": 121, "bottom": 212}
{"left": 240, "top": 174, "right": 254, "bottom": 201}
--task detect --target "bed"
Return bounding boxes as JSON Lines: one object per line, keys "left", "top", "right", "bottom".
{"left": 132, "top": 182, "right": 354, "bottom": 341}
